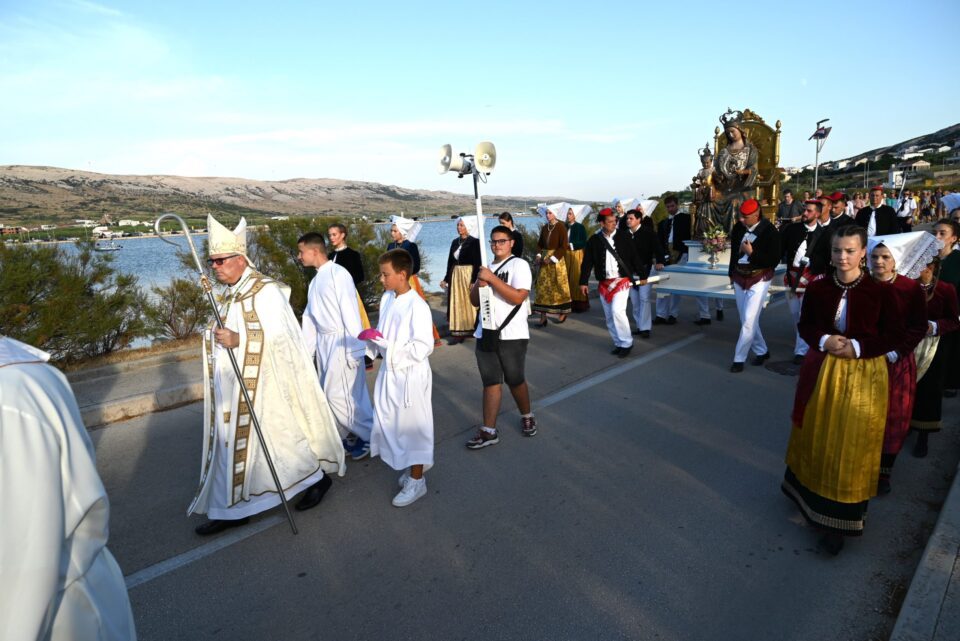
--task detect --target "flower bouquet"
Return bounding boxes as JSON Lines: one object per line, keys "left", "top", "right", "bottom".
{"left": 701, "top": 226, "right": 728, "bottom": 269}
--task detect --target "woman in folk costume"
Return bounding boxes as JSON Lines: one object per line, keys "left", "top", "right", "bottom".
{"left": 327, "top": 222, "right": 372, "bottom": 330}
{"left": 866, "top": 232, "right": 936, "bottom": 493}
{"left": 190, "top": 215, "right": 345, "bottom": 536}
{"left": 532, "top": 205, "right": 573, "bottom": 326}
{"left": 781, "top": 225, "right": 905, "bottom": 556}
{"left": 911, "top": 250, "right": 960, "bottom": 458}
{"left": 388, "top": 215, "right": 442, "bottom": 345}
{"left": 439, "top": 216, "right": 481, "bottom": 343}
{"left": 565, "top": 205, "right": 591, "bottom": 312}
{"left": 932, "top": 218, "right": 960, "bottom": 397}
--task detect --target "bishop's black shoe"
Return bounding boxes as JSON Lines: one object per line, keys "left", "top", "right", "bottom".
{"left": 195, "top": 517, "right": 250, "bottom": 536}
{"left": 751, "top": 352, "right": 771, "bottom": 366}
{"left": 295, "top": 474, "right": 333, "bottom": 511}
{"left": 730, "top": 362, "right": 744, "bottom": 373}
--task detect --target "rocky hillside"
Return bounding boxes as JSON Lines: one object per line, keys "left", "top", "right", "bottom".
{"left": 0, "top": 165, "right": 566, "bottom": 225}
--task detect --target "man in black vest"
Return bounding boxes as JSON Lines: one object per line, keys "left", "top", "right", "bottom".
{"left": 624, "top": 209, "right": 666, "bottom": 339}
{"left": 728, "top": 199, "right": 781, "bottom": 372}
{"left": 855, "top": 185, "right": 899, "bottom": 237}
{"left": 655, "top": 195, "right": 692, "bottom": 324}
{"left": 580, "top": 210, "right": 646, "bottom": 357}
{"left": 780, "top": 200, "right": 824, "bottom": 364}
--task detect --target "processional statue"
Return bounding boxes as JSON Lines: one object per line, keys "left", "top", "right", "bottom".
{"left": 692, "top": 108, "right": 782, "bottom": 239}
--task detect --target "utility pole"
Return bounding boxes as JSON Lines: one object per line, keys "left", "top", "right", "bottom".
{"left": 809, "top": 119, "right": 832, "bottom": 193}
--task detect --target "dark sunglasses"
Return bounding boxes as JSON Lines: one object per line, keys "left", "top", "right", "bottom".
{"left": 206, "top": 255, "right": 238, "bottom": 267}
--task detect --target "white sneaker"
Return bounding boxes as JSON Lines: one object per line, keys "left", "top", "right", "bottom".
{"left": 398, "top": 470, "right": 411, "bottom": 488}
{"left": 392, "top": 477, "right": 426, "bottom": 507}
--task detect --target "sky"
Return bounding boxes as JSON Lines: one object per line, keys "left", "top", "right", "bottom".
{"left": 1, "top": 0, "right": 958, "bottom": 202}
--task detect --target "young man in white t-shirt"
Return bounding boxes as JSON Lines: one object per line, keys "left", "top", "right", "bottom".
{"left": 465, "top": 225, "right": 537, "bottom": 449}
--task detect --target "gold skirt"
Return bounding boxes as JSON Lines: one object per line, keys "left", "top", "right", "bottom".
{"left": 448, "top": 264, "right": 478, "bottom": 337}
{"left": 533, "top": 251, "right": 572, "bottom": 314}
{"left": 357, "top": 292, "right": 371, "bottom": 330}
{"left": 565, "top": 249, "right": 587, "bottom": 303}
{"left": 785, "top": 354, "right": 888, "bottom": 503}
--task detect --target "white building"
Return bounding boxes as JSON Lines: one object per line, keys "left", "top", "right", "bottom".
{"left": 40, "top": 224, "right": 57, "bottom": 231}
{"left": 74, "top": 219, "right": 96, "bottom": 227}
{"left": 269, "top": 215, "right": 289, "bottom": 221}
{"left": 118, "top": 219, "right": 141, "bottom": 226}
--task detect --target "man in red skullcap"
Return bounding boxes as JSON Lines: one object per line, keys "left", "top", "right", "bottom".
{"left": 727, "top": 199, "right": 780, "bottom": 372}
{"left": 854, "top": 186, "right": 898, "bottom": 236}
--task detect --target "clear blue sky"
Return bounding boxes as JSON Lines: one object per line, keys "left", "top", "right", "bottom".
{"left": 1, "top": 0, "right": 957, "bottom": 201}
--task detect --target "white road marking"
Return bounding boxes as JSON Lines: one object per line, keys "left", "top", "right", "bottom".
{"left": 124, "top": 332, "right": 705, "bottom": 589}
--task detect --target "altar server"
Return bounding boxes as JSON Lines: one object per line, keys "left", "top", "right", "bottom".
{"left": 365, "top": 249, "right": 435, "bottom": 507}
{"left": 580, "top": 209, "right": 647, "bottom": 357}
{"left": 299, "top": 231, "right": 375, "bottom": 461}
{"left": 0, "top": 336, "right": 137, "bottom": 641}
{"left": 190, "top": 215, "right": 345, "bottom": 536}
{"left": 867, "top": 232, "right": 933, "bottom": 493}
{"left": 728, "top": 199, "right": 781, "bottom": 372}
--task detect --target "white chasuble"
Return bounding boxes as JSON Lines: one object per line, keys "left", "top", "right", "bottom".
{"left": 190, "top": 268, "right": 345, "bottom": 520}
{"left": 302, "top": 261, "right": 374, "bottom": 441}
{"left": 0, "top": 338, "right": 136, "bottom": 641}
{"left": 366, "top": 290, "right": 435, "bottom": 471}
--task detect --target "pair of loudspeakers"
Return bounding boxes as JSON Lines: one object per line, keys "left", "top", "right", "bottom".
{"left": 438, "top": 142, "right": 496, "bottom": 176}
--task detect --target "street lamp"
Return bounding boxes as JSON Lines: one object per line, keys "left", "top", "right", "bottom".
{"left": 809, "top": 118, "right": 832, "bottom": 192}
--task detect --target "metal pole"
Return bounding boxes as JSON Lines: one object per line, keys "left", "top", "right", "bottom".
{"left": 154, "top": 213, "right": 299, "bottom": 535}
{"left": 473, "top": 170, "right": 495, "bottom": 330}
{"left": 813, "top": 141, "right": 820, "bottom": 193}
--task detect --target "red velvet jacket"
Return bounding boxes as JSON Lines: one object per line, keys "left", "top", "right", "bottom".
{"left": 875, "top": 276, "right": 927, "bottom": 357}
{"left": 798, "top": 275, "right": 905, "bottom": 359}
{"left": 925, "top": 280, "right": 960, "bottom": 336}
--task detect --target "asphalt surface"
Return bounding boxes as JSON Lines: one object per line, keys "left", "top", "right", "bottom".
{"left": 88, "top": 296, "right": 960, "bottom": 641}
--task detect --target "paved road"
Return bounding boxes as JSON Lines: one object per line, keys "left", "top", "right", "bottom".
{"left": 90, "top": 297, "right": 960, "bottom": 641}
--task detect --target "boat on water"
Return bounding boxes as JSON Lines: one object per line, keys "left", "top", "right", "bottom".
{"left": 95, "top": 240, "right": 123, "bottom": 251}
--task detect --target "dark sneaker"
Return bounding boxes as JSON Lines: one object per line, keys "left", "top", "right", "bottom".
{"left": 521, "top": 416, "right": 538, "bottom": 437}
{"left": 466, "top": 429, "right": 499, "bottom": 449}
{"left": 350, "top": 438, "right": 370, "bottom": 461}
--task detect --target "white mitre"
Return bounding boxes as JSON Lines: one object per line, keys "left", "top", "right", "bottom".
{"left": 207, "top": 214, "right": 250, "bottom": 262}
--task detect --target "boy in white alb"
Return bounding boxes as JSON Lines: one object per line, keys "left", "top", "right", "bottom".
{"left": 363, "top": 249, "right": 435, "bottom": 507}
{"left": 298, "top": 232, "right": 375, "bottom": 461}
{"left": 466, "top": 225, "right": 538, "bottom": 449}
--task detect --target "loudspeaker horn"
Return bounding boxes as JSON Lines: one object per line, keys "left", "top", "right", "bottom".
{"left": 438, "top": 144, "right": 453, "bottom": 174}
{"left": 475, "top": 141, "right": 496, "bottom": 174}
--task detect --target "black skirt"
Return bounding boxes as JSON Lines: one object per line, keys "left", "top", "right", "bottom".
{"left": 912, "top": 340, "right": 948, "bottom": 433}
{"left": 782, "top": 468, "right": 868, "bottom": 537}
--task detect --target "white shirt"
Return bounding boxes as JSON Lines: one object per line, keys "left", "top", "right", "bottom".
{"left": 792, "top": 222, "right": 818, "bottom": 268}
{"left": 602, "top": 231, "right": 620, "bottom": 279}
{"left": 896, "top": 197, "right": 917, "bottom": 219}
{"left": 738, "top": 221, "right": 760, "bottom": 264}
{"left": 667, "top": 215, "right": 675, "bottom": 244}
{"left": 474, "top": 256, "right": 532, "bottom": 341}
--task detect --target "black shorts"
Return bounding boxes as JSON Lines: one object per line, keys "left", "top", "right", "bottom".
{"left": 475, "top": 339, "right": 528, "bottom": 387}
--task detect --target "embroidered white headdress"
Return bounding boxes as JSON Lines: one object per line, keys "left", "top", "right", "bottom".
{"left": 457, "top": 216, "right": 480, "bottom": 239}
{"left": 390, "top": 215, "right": 422, "bottom": 243}
{"left": 569, "top": 205, "right": 593, "bottom": 223}
{"left": 867, "top": 231, "right": 943, "bottom": 279}
{"left": 543, "top": 202, "right": 570, "bottom": 220}
{"left": 207, "top": 214, "right": 248, "bottom": 259}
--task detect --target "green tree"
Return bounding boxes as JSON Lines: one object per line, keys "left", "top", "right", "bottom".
{"left": 0, "top": 241, "right": 145, "bottom": 362}
{"left": 142, "top": 278, "right": 212, "bottom": 340}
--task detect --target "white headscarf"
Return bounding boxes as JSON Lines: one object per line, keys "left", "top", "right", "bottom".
{"left": 568, "top": 205, "right": 593, "bottom": 223}
{"left": 544, "top": 202, "right": 570, "bottom": 221}
{"left": 390, "top": 215, "right": 422, "bottom": 243}
{"left": 613, "top": 197, "right": 642, "bottom": 212}
{"left": 867, "top": 231, "right": 943, "bottom": 279}
{"left": 0, "top": 336, "right": 51, "bottom": 367}
{"left": 457, "top": 216, "right": 480, "bottom": 239}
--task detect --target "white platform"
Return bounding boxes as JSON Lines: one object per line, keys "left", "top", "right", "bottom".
{"left": 655, "top": 241, "right": 786, "bottom": 303}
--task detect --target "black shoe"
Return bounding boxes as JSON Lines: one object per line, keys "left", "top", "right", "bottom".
{"left": 639, "top": 330, "right": 651, "bottom": 339}
{"left": 730, "top": 362, "right": 744, "bottom": 373}
{"left": 195, "top": 517, "right": 250, "bottom": 536}
{"left": 631, "top": 329, "right": 641, "bottom": 335}
{"left": 295, "top": 474, "right": 332, "bottom": 511}
{"left": 716, "top": 309, "right": 724, "bottom": 321}
{"left": 792, "top": 354, "right": 805, "bottom": 365}
{"left": 751, "top": 352, "right": 771, "bottom": 366}
{"left": 610, "top": 346, "right": 623, "bottom": 355}
{"left": 913, "top": 434, "right": 929, "bottom": 458}
{"left": 818, "top": 533, "right": 845, "bottom": 556}
{"left": 877, "top": 477, "right": 892, "bottom": 495}
{"left": 944, "top": 389, "right": 958, "bottom": 398}
{"left": 653, "top": 317, "right": 667, "bottom": 325}
{"left": 666, "top": 316, "right": 677, "bottom": 325}
{"left": 618, "top": 346, "right": 632, "bottom": 359}
{"left": 694, "top": 318, "right": 711, "bottom": 326}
